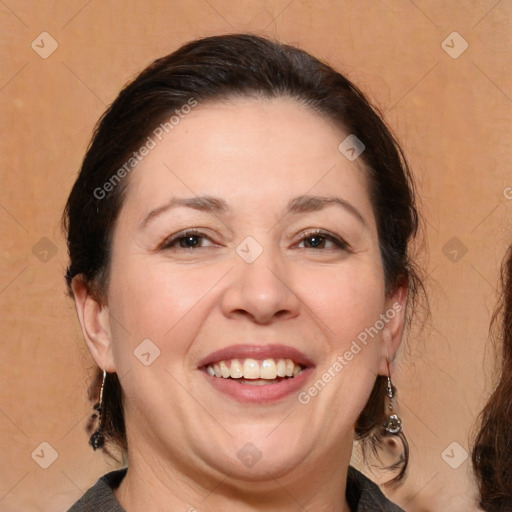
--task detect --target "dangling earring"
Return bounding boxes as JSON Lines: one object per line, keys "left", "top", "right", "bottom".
{"left": 89, "top": 370, "right": 106, "bottom": 450}
{"left": 383, "top": 365, "right": 402, "bottom": 435}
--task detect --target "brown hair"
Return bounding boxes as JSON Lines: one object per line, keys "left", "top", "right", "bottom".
{"left": 472, "top": 244, "right": 512, "bottom": 511}
{"left": 62, "top": 33, "right": 422, "bottom": 482}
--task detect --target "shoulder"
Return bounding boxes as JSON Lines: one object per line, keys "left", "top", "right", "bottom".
{"left": 346, "top": 466, "right": 404, "bottom": 512}
{"left": 65, "top": 468, "right": 127, "bottom": 512}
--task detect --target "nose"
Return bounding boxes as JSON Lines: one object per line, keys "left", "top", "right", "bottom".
{"left": 220, "top": 249, "right": 301, "bottom": 325}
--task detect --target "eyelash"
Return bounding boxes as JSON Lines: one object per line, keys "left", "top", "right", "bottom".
{"left": 296, "top": 229, "right": 350, "bottom": 251}
{"left": 160, "top": 229, "right": 350, "bottom": 252}
{"left": 160, "top": 229, "right": 212, "bottom": 250}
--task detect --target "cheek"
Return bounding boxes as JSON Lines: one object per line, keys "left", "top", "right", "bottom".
{"left": 292, "top": 261, "right": 386, "bottom": 341}
{"left": 106, "top": 256, "right": 229, "bottom": 357}
{"left": 294, "top": 264, "right": 386, "bottom": 419}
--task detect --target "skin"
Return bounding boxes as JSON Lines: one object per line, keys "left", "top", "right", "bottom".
{"left": 72, "top": 97, "right": 407, "bottom": 512}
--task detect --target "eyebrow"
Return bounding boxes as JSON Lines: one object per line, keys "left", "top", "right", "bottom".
{"left": 287, "top": 195, "right": 367, "bottom": 227}
{"left": 139, "top": 194, "right": 366, "bottom": 230}
{"left": 140, "top": 196, "right": 228, "bottom": 229}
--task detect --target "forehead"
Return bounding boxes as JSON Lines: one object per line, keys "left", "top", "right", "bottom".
{"left": 123, "top": 96, "right": 372, "bottom": 219}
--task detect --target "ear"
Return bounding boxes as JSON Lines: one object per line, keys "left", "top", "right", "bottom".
{"left": 71, "top": 276, "right": 116, "bottom": 373}
{"left": 377, "top": 284, "right": 408, "bottom": 376}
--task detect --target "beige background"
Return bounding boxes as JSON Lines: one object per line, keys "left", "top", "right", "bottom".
{"left": 0, "top": 1, "right": 511, "bottom": 511}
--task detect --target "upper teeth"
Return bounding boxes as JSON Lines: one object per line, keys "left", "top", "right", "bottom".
{"left": 206, "top": 358, "right": 303, "bottom": 379}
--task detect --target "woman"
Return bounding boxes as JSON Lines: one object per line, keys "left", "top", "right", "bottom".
{"left": 472, "top": 245, "right": 512, "bottom": 511}
{"left": 63, "top": 33, "right": 421, "bottom": 511}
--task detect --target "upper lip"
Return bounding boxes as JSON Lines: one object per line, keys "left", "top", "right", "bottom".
{"left": 197, "top": 344, "right": 315, "bottom": 369}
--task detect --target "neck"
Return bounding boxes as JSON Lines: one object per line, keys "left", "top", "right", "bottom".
{"left": 114, "top": 440, "right": 353, "bottom": 512}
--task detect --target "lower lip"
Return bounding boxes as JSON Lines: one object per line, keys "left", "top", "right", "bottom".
{"left": 201, "top": 368, "right": 313, "bottom": 404}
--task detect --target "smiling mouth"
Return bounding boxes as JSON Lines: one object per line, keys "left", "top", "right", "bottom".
{"left": 205, "top": 358, "right": 305, "bottom": 386}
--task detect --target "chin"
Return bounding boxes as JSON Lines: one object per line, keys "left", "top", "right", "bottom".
{"left": 196, "top": 427, "right": 312, "bottom": 482}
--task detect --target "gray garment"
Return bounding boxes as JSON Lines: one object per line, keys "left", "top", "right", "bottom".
{"left": 66, "top": 469, "right": 125, "bottom": 512}
{"left": 66, "top": 466, "right": 404, "bottom": 512}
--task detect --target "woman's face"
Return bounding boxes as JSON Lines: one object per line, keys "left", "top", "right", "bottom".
{"left": 80, "top": 97, "right": 405, "bottom": 483}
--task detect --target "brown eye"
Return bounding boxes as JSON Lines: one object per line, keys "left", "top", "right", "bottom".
{"left": 161, "top": 230, "right": 216, "bottom": 250}
{"left": 178, "top": 235, "right": 202, "bottom": 248}
{"left": 297, "top": 231, "right": 349, "bottom": 250}
{"left": 303, "top": 235, "right": 326, "bottom": 248}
